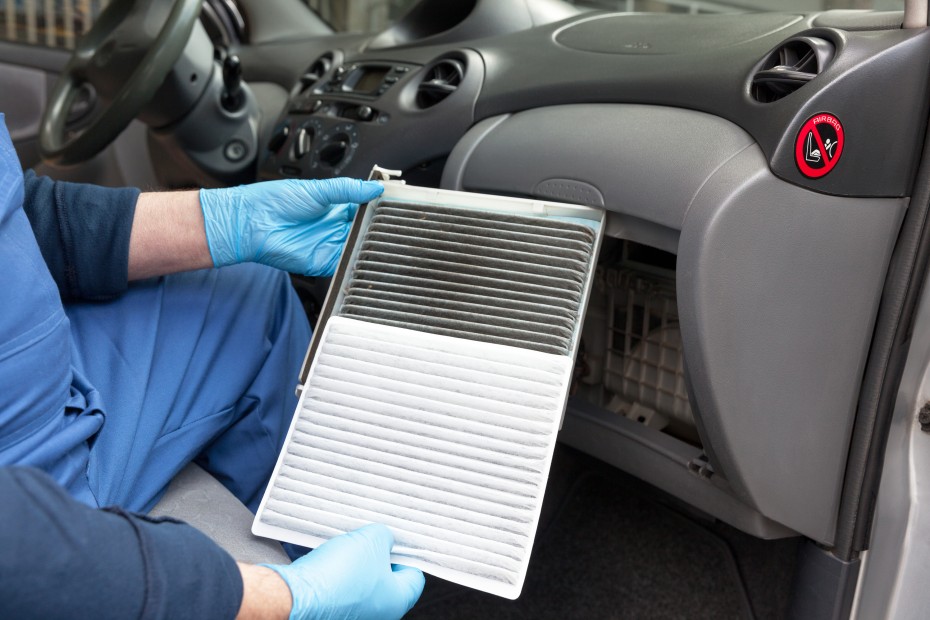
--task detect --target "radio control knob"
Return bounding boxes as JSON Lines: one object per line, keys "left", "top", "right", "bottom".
{"left": 357, "top": 105, "right": 373, "bottom": 121}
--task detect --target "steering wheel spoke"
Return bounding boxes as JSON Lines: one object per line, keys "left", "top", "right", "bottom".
{"left": 38, "top": 0, "right": 202, "bottom": 165}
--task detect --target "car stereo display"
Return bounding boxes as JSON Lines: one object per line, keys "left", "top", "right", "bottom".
{"left": 345, "top": 66, "right": 389, "bottom": 94}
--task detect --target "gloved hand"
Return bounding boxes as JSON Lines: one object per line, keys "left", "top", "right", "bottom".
{"left": 199, "top": 178, "right": 383, "bottom": 276}
{"left": 263, "top": 524, "right": 425, "bottom": 620}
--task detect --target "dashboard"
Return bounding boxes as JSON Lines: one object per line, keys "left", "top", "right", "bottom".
{"left": 242, "top": 0, "right": 929, "bottom": 549}
{"left": 254, "top": 6, "right": 927, "bottom": 198}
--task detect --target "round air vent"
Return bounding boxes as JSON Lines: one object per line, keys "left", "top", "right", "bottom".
{"left": 415, "top": 58, "right": 465, "bottom": 109}
{"left": 751, "top": 36, "right": 834, "bottom": 103}
{"left": 299, "top": 53, "right": 334, "bottom": 92}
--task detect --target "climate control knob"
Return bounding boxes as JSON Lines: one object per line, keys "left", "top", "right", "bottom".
{"left": 313, "top": 123, "right": 359, "bottom": 175}
{"left": 318, "top": 135, "right": 349, "bottom": 167}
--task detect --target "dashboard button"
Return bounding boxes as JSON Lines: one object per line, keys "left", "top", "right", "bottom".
{"left": 357, "top": 105, "right": 374, "bottom": 121}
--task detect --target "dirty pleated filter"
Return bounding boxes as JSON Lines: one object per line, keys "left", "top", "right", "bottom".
{"left": 254, "top": 190, "right": 603, "bottom": 599}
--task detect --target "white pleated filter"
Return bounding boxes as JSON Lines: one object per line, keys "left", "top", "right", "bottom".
{"left": 253, "top": 190, "right": 602, "bottom": 599}
{"left": 254, "top": 316, "right": 574, "bottom": 598}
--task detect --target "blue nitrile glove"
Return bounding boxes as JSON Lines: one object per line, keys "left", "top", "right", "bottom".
{"left": 263, "top": 524, "right": 425, "bottom": 620}
{"left": 199, "top": 178, "right": 384, "bottom": 276}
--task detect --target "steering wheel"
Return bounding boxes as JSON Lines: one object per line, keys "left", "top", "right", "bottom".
{"left": 39, "top": 0, "right": 202, "bottom": 166}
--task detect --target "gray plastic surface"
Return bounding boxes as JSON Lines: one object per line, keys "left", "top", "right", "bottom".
{"left": 788, "top": 541, "right": 859, "bottom": 620}
{"left": 137, "top": 20, "right": 215, "bottom": 129}
{"left": 366, "top": 0, "right": 579, "bottom": 51}
{"left": 448, "top": 103, "right": 906, "bottom": 542}
{"left": 150, "top": 463, "right": 290, "bottom": 565}
{"left": 441, "top": 114, "right": 510, "bottom": 191}
{"left": 0, "top": 40, "right": 69, "bottom": 73}
{"left": 0, "top": 63, "right": 47, "bottom": 142}
{"left": 554, "top": 13, "right": 801, "bottom": 55}
{"left": 237, "top": 0, "right": 332, "bottom": 45}
{"left": 148, "top": 62, "right": 261, "bottom": 187}
{"left": 252, "top": 9, "right": 930, "bottom": 196}
{"left": 678, "top": 144, "right": 906, "bottom": 543}
{"left": 472, "top": 13, "right": 930, "bottom": 197}
{"left": 559, "top": 398, "right": 796, "bottom": 540}
{"left": 811, "top": 10, "right": 903, "bottom": 30}
{"left": 450, "top": 104, "right": 754, "bottom": 231}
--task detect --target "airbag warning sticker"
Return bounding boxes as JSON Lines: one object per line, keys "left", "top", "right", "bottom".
{"left": 795, "top": 113, "right": 844, "bottom": 179}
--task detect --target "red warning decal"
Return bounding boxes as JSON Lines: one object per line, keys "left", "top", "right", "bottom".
{"left": 795, "top": 113, "right": 844, "bottom": 179}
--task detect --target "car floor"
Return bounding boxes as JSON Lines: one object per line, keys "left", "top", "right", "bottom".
{"left": 406, "top": 443, "right": 800, "bottom": 620}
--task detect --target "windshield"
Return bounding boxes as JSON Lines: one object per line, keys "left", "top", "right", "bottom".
{"left": 306, "top": 0, "right": 905, "bottom": 33}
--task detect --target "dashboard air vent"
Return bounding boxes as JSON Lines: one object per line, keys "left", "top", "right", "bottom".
{"left": 751, "top": 36, "right": 834, "bottom": 103}
{"left": 416, "top": 59, "right": 465, "bottom": 109}
{"left": 300, "top": 53, "right": 334, "bottom": 91}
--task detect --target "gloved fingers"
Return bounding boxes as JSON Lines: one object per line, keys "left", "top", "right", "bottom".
{"left": 350, "top": 523, "right": 396, "bottom": 560}
{"left": 345, "top": 202, "right": 360, "bottom": 221}
{"left": 325, "top": 202, "right": 359, "bottom": 223}
{"left": 252, "top": 200, "right": 356, "bottom": 275}
{"left": 391, "top": 564, "right": 426, "bottom": 610}
{"left": 303, "top": 178, "right": 384, "bottom": 211}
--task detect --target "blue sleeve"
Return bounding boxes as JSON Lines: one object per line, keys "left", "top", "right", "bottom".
{"left": 21, "top": 171, "right": 140, "bottom": 301}
{"left": 0, "top": 467, "right": 244, "bottom": 620}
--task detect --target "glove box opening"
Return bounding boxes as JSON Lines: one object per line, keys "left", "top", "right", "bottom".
{"left": 563, "top": 238, "right": 796, "bottom": 540}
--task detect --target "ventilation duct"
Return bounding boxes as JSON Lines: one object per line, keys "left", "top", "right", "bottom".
{"left": 415, "top": 58, "right": 465, "bottom": 108}
{"left": 299, "top": 53, "right": 334, "bottom": 93}
{"left": 254, "top": 179, "right": 604, "bottom": 599}
{"left": 751, "top": 36, "right": 834, "bottom": 103}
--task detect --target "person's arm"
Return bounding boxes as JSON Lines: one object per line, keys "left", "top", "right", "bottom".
{"left": 21, "top": 171, "right": 139, "bottom": 301}
{"left": 23, "top": 173, "right": 384, "bottom": 299}
{"left": 0, "top": 466, "right": 243, "bottom": 620}
{"left": 127, "top": 190, "right": 212, "bottom": 280}
{"left": 127, "top": 177, "right": 384, "bottom": 280}
{"left": 0, "top": 467, "right": 424, "bottom": 620}
{"left": 236, "top": 564, "right": 292, "bottom": 620}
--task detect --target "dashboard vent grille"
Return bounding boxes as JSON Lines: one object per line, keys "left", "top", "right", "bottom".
{"left": 751, "top": 37, "right": 834, "bottom": 103}
{"left": 300, "top": 53, "right": 334, "bottom": 91}
{"left": 416, "top": 59, "right": 465, "bottom": 109}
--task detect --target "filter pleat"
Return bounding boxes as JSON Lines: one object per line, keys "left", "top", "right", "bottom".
{"left": 347, "top": 279, "right": 577, "bottom": 317}
{"left": 366, "top": 225, "right": 589, "bottom": 260}
{"left": 354, "top": 266, "right": 580, "bottom": 304}
{"left": 359, "top": 240, "right": 588, "bottom": 282}
{"left": 343, "top": 291, "right": 575, "bottom": 331}
{"left": 372, "top": 212, "right": 592, "bottom": 252}
{"left": 376, "top": 203, "right": 595, "bottom": 243}
{"left": 356, "top": 251, "right": 585, "bottom": 293}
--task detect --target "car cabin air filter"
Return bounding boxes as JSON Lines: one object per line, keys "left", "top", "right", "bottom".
{"left": 253, "top": 180, "right": 604, "bottom": 599}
